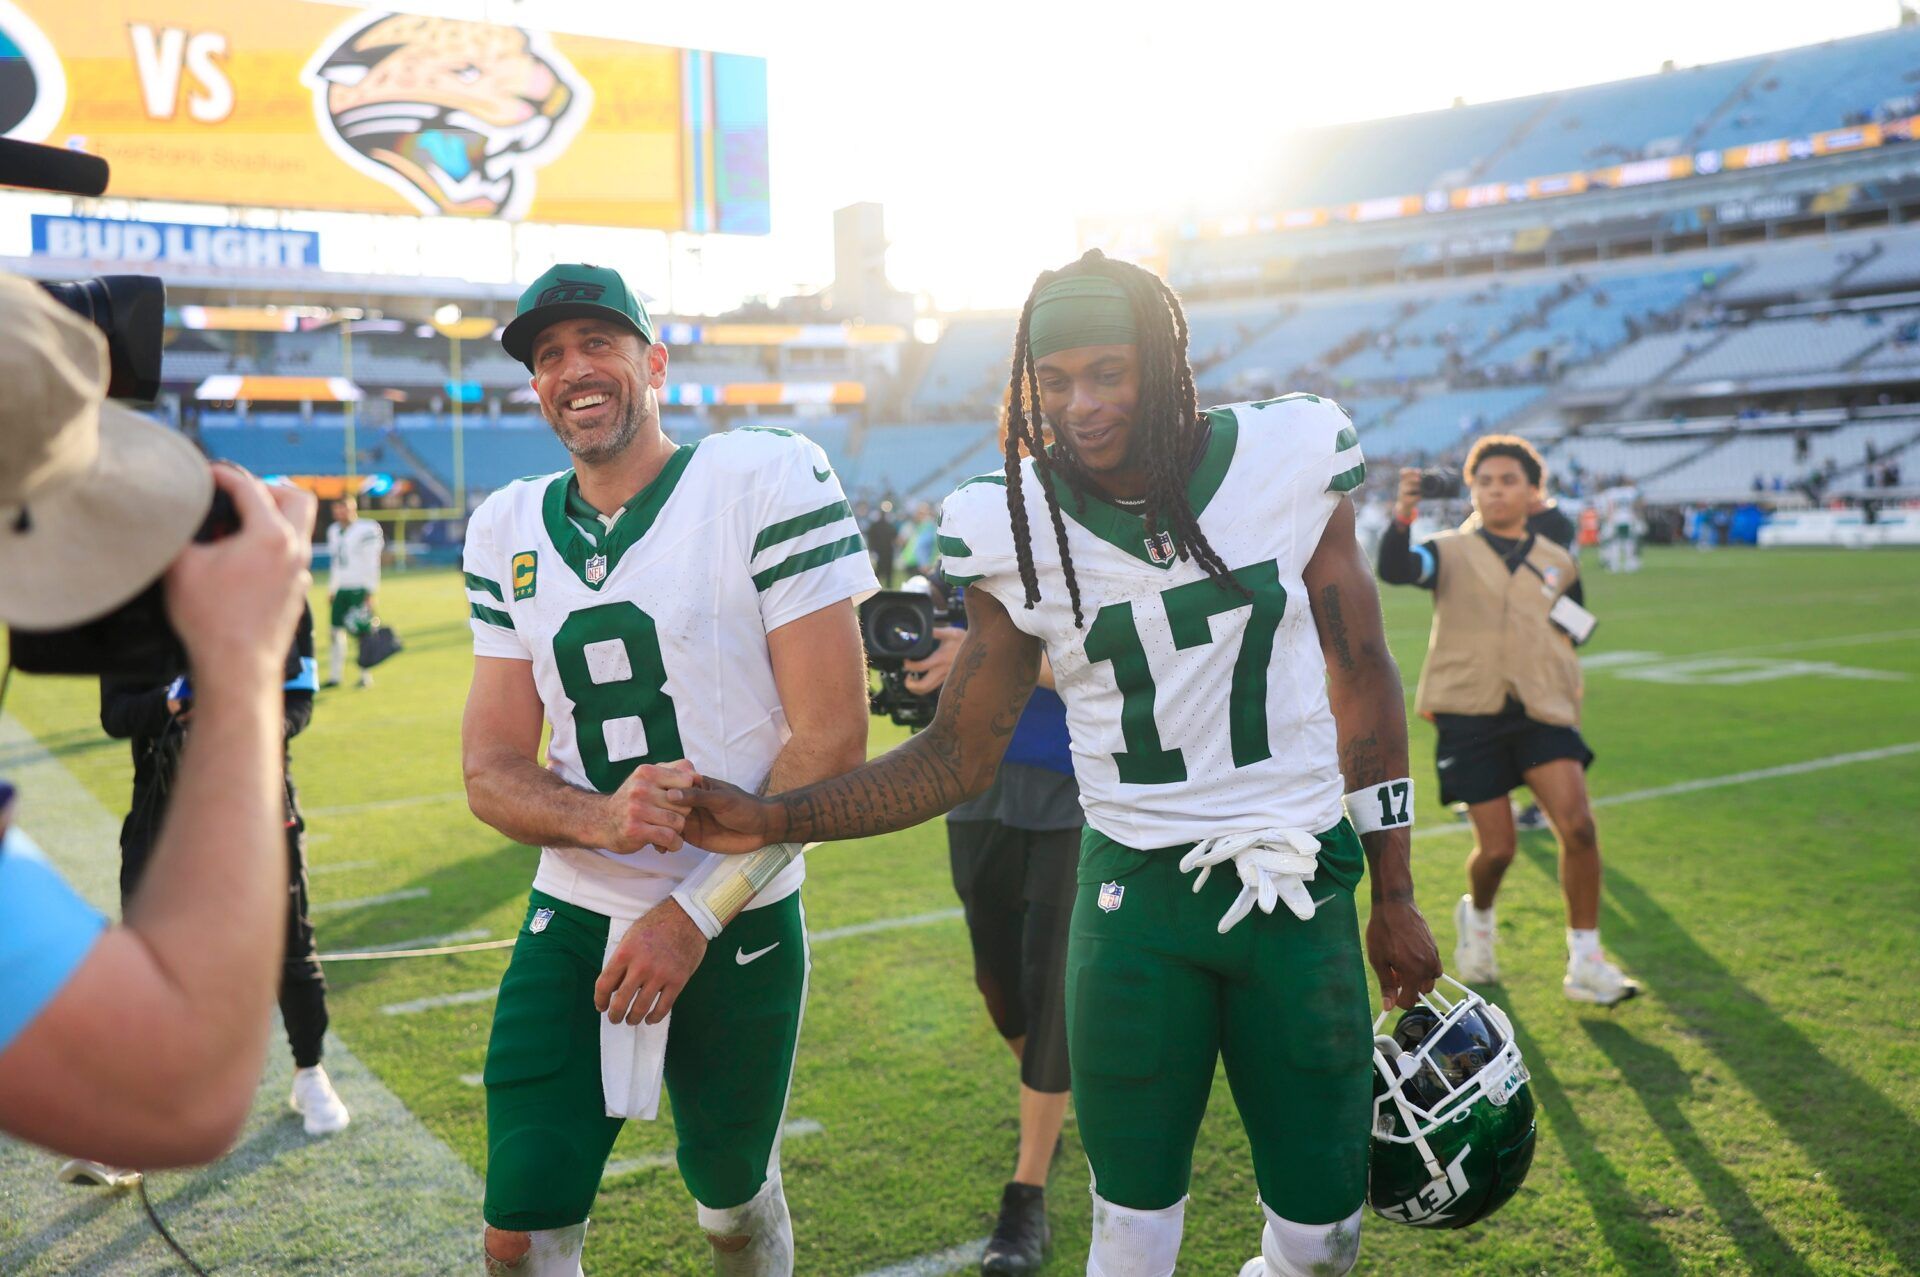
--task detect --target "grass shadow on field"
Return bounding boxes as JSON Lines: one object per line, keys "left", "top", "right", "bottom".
{"left": 384, "top": 619, "right": 473, "bottom": 658}
{"left": 0, "top": 1193, "right": 125, "bottom": 1273}
{"left": 0, "top": 727, "right": 121, "bottom": 770}
{"left": 1521, "top": 844, "right": 1920, "bottom": 1269}
{"left": 1504, "top": 1012, "right": 1683, "bottom": 1275}
{"left": 1582, "top": 1021, "right": 1818, "bottom": 1277}
{"left": 26, "top": 1117, "right": 310, "bottom": 1276}
{"left": 318, "top": 840, "right": 532, "bottom": 988}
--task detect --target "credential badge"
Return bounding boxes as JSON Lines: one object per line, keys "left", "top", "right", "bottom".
{"left": 1145, "top": 530, "right": 1177, "bottom": 566}
{"left": 529, "top": 907, "right": 554, "bottom": 934}
{"left": 585, "top": 553, "right": 609, "bottom": 585}
{"left": 1097, "top": 881, "right": 1125, "bottom": 913}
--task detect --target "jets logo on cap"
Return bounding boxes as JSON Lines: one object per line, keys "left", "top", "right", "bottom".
{"left": 537, "top": 281, "right": 607, "bottom": 306}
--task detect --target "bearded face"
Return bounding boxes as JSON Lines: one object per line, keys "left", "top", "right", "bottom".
{"left": 307, "top": 15, "right": 588, "bottom": 218}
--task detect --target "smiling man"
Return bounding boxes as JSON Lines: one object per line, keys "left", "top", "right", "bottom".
{"left": 680, "top": 250, "right": 1443, "bottom": 1277}
{"left": 460, "top": 264, "right": 874, "bottom": 1276}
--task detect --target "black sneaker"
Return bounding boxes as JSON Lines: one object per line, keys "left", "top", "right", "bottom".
{"left": 1515, "top": 803, "right": 1546, "bottom": 830}
{"left": 981, "top": 1182, "right": 1048, "bottom": 1273}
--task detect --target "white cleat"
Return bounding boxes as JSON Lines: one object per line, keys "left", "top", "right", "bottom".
{"left": 56, "top": 1159, "right": 142, "bottom": 1189}
{"left": 290, "top": 1064, "right": 352, "bottom": 1135}
{"left": 1452, "top": 894, "right": 1500, "bottom": 984}
{"left": 1564, "top": 954, "right": 1642, "bottom": 1008}
{"left": 1238, "top": 1260, "right": 1265, "bottom": 1277}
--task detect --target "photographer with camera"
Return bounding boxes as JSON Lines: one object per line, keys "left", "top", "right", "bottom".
{"left": 890, "top": 576, "right": 1077, "bottom": 1275}
{"left": 1378, "top": 435, "right": 1639, "bottom": 1007}
{"left": 0, "top": 274, "right": 319, "bottom": 1166}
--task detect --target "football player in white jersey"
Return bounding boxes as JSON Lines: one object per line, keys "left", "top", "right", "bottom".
{"left": 461, "top": 265, "right": 875, "bottom": 1277}
{"left": 1598, "top": 480, "right": 1641, "bottom": 573}
{"left": 683, "top": 251, "right": 1443, "bottom": 1277}
{"left": 324, "top": 496, "right": 384, "bottom": 688}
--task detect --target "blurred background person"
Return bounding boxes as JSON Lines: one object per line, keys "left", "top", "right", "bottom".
{"left": 324, "top": 495, "right": 384, "bottom": 689}
{"left": 903, "top": 588, "right": 1078, "bottom": 1275}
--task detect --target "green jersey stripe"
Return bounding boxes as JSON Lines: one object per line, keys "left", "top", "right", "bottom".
{"left": 464, "top": 572, "right": 504, "bottom": 600}
{"left": 944, "top": 572, "right": 985, "bottom": 587}
{"left": 753, "top": 499, "right": 854, "bottom": 556}
{"left": 1329, "top": 462, "right": 1367, "bottom": 493}
{"left": 1334, "top": 425, "right": 1359, "bottom": 452}
{"left": 471, "top": 601, "right": 515, "bottom": 629}
{"left": 752, "top": 534, "right": 866, "bottom": 592}
{"left": 937, "top": 533, "right": 974, "bottom": 558}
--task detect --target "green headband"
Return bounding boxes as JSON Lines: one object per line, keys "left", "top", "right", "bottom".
{"left": 1027, "top": 276, "right": 1137, "bottom": 360}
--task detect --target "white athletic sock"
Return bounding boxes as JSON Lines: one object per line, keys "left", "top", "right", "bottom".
{"left": 1259, "top": 1203, "right": 1362, "bottom": 1277}
{"left": 1088, "top": 1193, "right": 1185, "bottom": 1277}
{"left": 1471, "top": 902, "right": 1496, "bottom": 930}
{"left": 696, "top": 1175, "right": 793, "bottom": 1276}
{"left": 329, "top": 628, "right": 347, "bottom": 683}
{"left": 1567, "top": 928, "right": 1602, "bottom": 961}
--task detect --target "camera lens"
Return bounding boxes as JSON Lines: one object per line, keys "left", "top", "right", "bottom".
{"left": 868, "top": 603, "right": 927, "bottom": 658}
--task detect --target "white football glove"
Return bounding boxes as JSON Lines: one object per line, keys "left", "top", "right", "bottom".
{"left": 1178, "top": 828, "right": 1323, "bottom": 934}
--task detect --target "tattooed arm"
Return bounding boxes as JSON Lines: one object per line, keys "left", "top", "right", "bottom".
{"left": 1305, "top": 498, "right": 1441, "bottom": 1009}
{"left": 681, "top": 585, "right": 1041, "bottom": 853}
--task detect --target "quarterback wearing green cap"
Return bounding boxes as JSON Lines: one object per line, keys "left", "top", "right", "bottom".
{"left": 682, "top": 249, "right": 1447, "bottom": 1276}
{"left": 463, "top": 263, "right": 876, "bottom": 1275}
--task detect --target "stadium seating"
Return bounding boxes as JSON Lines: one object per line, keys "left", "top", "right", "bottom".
{"left": 1201, "top": 294, "right": 1405, "bottom": 391}
{"left": 912, "top": 317, "right": 1013, "bottom": 415}
{"left": 1692, "top": 28, "right": 1920, "bottom": 152}
{"left": 1563, "top": 329, "right": 1720, "bottom": 392}
{"left": 1666, "top": 312, "right": 1902, "bottom": 382}
{"left": 1365, "top": 387, "right": 1546, "bottom": 456}
{"left": 1333, "top": 282, "right": 1561, "bottom": 382}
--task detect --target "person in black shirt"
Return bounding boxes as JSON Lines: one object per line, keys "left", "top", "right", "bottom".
{"left": 97, "top": 602, "right": 350, "bottom": 1139}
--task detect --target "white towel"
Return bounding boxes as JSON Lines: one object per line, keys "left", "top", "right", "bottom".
{"left": 600, "top": 915, "right": 671, "bottom": 1120}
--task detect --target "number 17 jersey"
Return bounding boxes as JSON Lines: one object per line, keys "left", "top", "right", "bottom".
{"left": 938, "top": 395, "right": 1365, "bottom": 848}
{"left": 463, "top": 428, "right": 877, "bottom": 918}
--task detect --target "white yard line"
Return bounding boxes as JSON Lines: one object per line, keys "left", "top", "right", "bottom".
{"left": 381, "top": 987, "right": 501, "bottom": 1017}
{"left": 856, "top": 1238, "right": 990, "bottom": 1277}
{"left": 810, "top": 908, "right": 965, "bottom": 944}
{"left": 311, "top": 886, "right": 432, "bottom": 914}
{"left": 308, "top": 858, "right": 379, "bottom": 876}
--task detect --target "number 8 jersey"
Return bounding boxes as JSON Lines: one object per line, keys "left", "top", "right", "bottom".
{"left": 938, "top": 395, "right": 1365, "bottom": 849}
{"left": 463, "top": 428, "right": 878, "bottom": 918}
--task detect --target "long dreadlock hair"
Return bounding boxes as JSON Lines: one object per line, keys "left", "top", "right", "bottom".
{"left": 1001, "top": 248, "right": 1241, "bottom": 628}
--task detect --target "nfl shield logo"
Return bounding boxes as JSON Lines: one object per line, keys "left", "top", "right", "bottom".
{"left": 585, "top": 554, "right": 609, "bottom": 585}
{"left": 1097, "top": 881, "right": 1125, "bottom": 913}
{"left": 1145, "top": 531, "right": 1176, "bottom": 565}
{"left": 530, "top": 907, "right": 554, "bottom": 934}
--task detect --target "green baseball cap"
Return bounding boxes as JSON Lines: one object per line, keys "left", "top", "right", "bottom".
{"left": 501, "top": 263, "right": 656, "bottom": 369}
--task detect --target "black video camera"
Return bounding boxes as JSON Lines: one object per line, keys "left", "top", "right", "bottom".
{"left": 8, "top": 489, "right": 239, "bottom": 682}
{"left": 39, "top": 276, "right": 167, "bottom": 403}
{"left": 1418, "top": 468, "right": 1463, "bottom": 500}
{"left": 860, "top": 580, "right": 963, "bottom": 729}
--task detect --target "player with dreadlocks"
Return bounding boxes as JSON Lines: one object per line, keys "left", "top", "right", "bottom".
{"left": 684, "top": 249, "right": 1442, "bottom": 1277}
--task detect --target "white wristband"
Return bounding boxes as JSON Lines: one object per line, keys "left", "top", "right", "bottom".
{"left": 1346, "top": 779, "right": 1414, "bottom": 836}
{"left": 670, "top": 843, "right": 804, "bottom": 940}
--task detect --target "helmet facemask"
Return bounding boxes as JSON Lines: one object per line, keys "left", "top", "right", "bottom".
{"left": 1371, "top": 976, "right": 1529, "bottom": 1183}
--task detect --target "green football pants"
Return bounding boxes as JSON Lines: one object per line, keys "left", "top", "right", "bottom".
{"left": 483, "top": 889, "right": 808, "bottom": 1231}
{"left": 1067, "top": 821, "right": 1373, "bottom": 1223}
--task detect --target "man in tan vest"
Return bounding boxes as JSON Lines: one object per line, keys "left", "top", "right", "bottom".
{"left": 1378, "top": 436, "right": 1639, "bottom": 1007}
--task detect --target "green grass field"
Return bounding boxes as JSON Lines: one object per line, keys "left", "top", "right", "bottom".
{"left": 3, "top": 545, "right": 1917, "bottom": 1274}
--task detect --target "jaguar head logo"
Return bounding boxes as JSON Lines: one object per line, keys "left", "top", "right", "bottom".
{"left": 303, "top": 14, "right": 591, "bottom": 219}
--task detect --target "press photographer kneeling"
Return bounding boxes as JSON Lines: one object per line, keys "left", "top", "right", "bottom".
{"left": 1378, "top": 435, "right": 1640, "bottom": 1008}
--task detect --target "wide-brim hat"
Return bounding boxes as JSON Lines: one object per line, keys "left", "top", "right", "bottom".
{"left": 0, "top": 274, "right": 211, "bottom": 630}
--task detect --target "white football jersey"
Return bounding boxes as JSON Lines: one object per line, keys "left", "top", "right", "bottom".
{"left": 939, "top": 395, "right": 1363, "bottom": 848}
{"left": 327, "top": 519, "right": 384, "bottom": 592}
{"left": 1600, "top": 484, "right": 1639, "bottom": 530}
{"left": 463, "top": 427, "right": 877, "bottom": 917}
